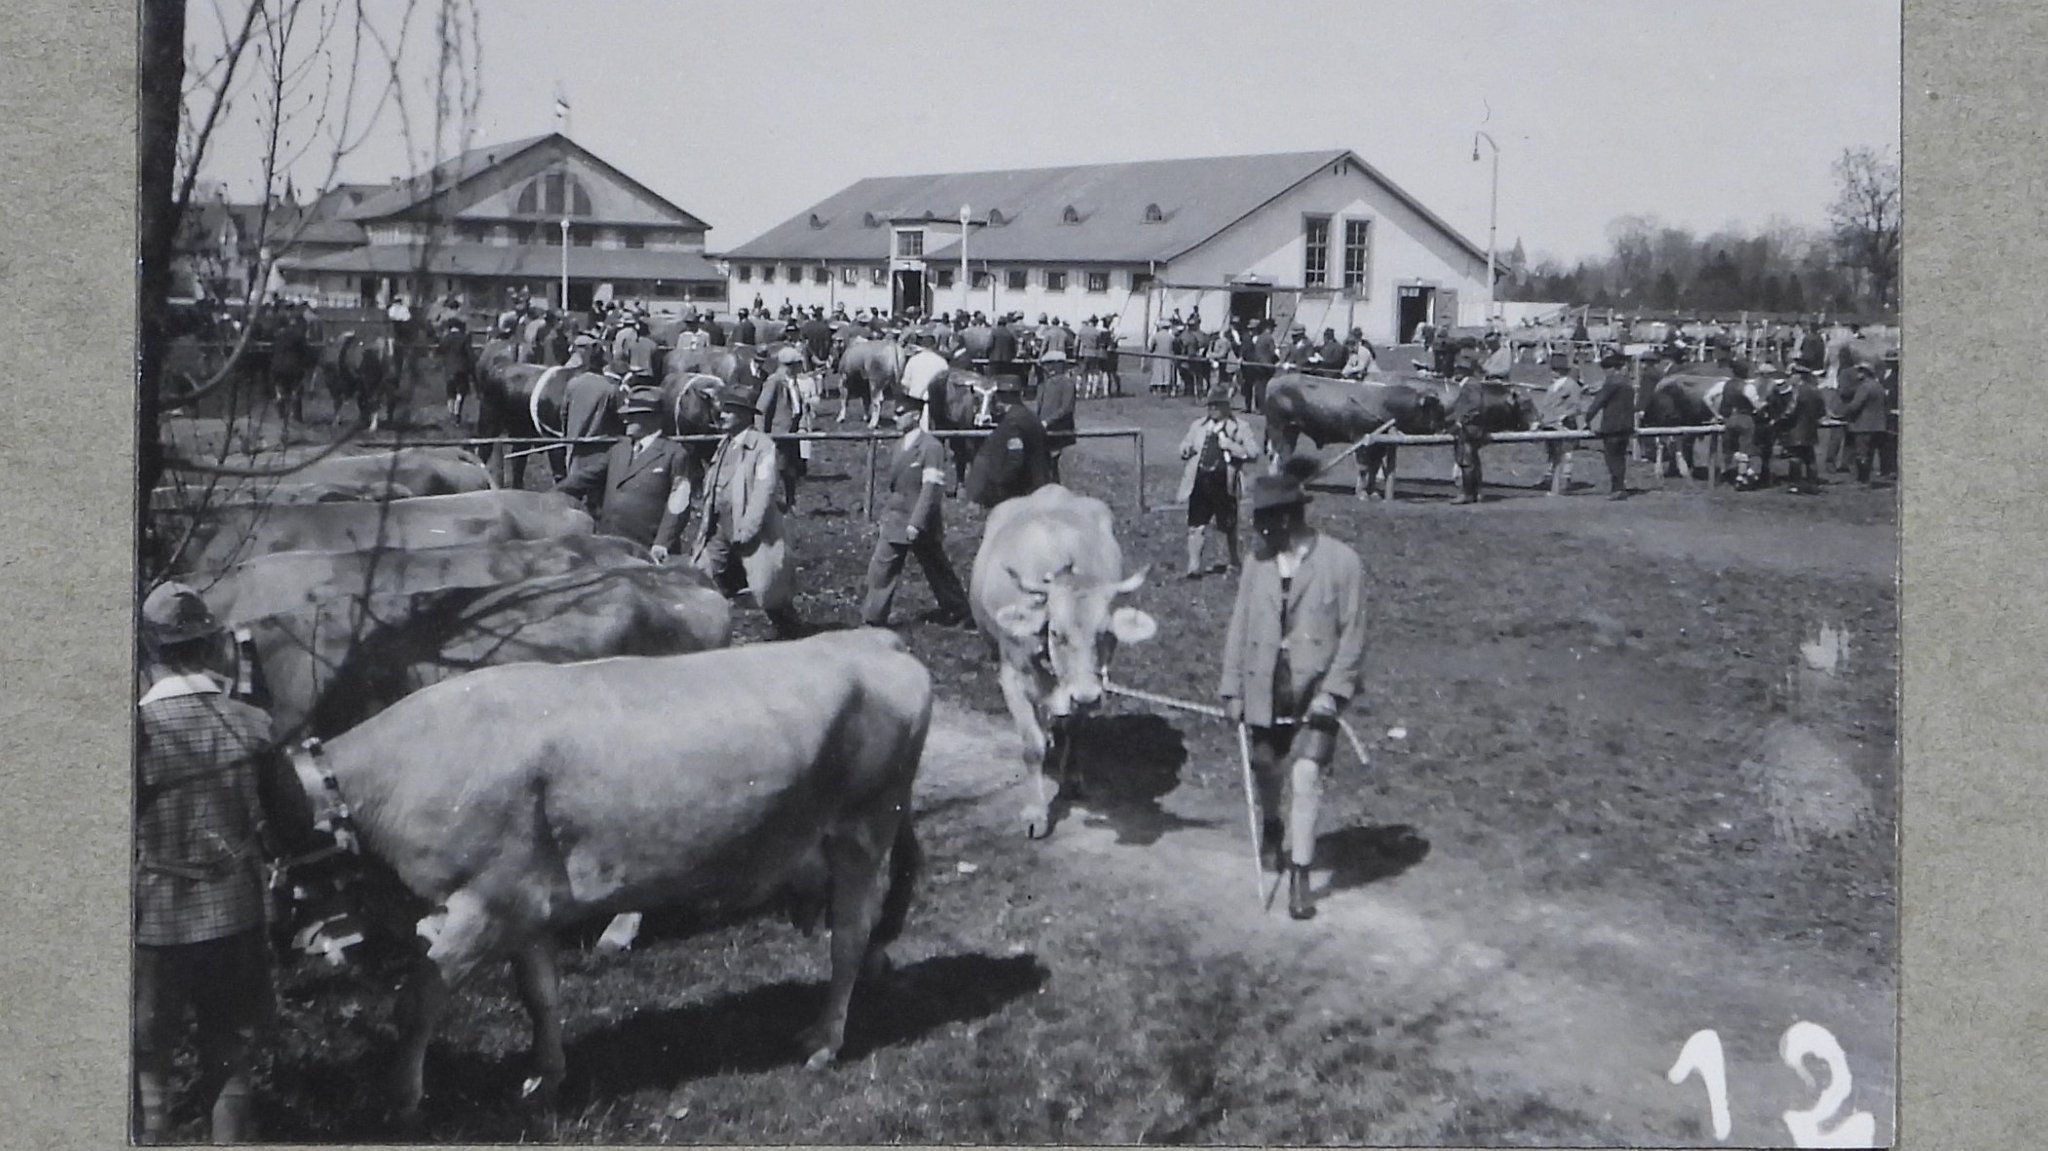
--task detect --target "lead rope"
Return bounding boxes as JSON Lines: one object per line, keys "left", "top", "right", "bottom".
{"left": 1100, "top": 679, "right": 1375, "bottom": 768}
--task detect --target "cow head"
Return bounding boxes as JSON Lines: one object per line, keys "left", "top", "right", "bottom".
{"left": 993, "top": 562, "right": 1157, "bottom": 717}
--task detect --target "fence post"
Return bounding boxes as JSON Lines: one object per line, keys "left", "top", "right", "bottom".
{"left": 1132, "top": 430, "right": 1147, "bottom": 513}
{"left": 862, "top": 433, "right": 879, "bottom": 521}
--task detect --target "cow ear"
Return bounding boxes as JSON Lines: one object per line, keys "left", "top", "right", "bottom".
{"left": 993, "top": 601, "right": 1046, "bottom": 639}
{"left": 1108, "top": 606, "right": 1157, "bottom": 645}
{"left": 1110, "top": 566, "right": 1149, "bottom": 595}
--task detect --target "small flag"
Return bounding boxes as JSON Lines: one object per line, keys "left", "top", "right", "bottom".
{"left": 554, "top": 96, "right": 570, "bottom": 123}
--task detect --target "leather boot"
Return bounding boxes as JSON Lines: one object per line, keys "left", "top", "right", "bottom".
{"left": 1287, "top": 864, "right": 1317, "bottom": 921}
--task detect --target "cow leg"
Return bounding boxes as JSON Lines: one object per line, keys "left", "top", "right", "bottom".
{"left": 509, "top": 938, "right": 567, "bottom": 1109}
{"left": 1353, "top": 447, "right": 1370, "bottom": 499}
{"left": 392, "top": 889, "right": 503, "bottom": 1117}
{"left": 798, "top": 821, "right": 895, "bottom": 1070}
{"left": 1382, "top": 446, "right": 1398, "bottom": 501}
{"left": 997, "top": 661, "right": 1055, "bottom": 838}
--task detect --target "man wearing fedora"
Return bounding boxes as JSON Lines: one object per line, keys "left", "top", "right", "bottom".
{"left": 1446, "top": 348, "right": 1492, "bottom": 505}
{"left": 133, "top": 583, "right": 286, "bottom": 1143}
{"left": 553, "top": 346, "right": 626, "bottom": 494}
{"left": 1583, "top": 351, "right": 1638, "bottom": 499}
{"left": 693, "top": 380, "right": 803, "bottom": 638}
{"left": 1218, "top": 455, "right": 1368, "bottom": 921}
{"left": 556, "top": 384, "right": 692, "bottom": 558}
{"left": 758, "top": 346, "right": 809, "bottom": 511}
{"left": 964, "top": 377, "right": 1052, "bottom": 510}
{"left": 1177, "top": 387, "right": 1261, "bottom": 578}
{"left": 862, "top": 391, "right": 973, "bottom": 629}
{"left": 1840, "top": 361, "right": 1889, "bottom": 486}
{"left": 1774, "top": 363, "right": 1827, "bottom": 494}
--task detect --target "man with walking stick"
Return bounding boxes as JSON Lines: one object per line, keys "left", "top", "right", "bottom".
{"left": 1218, "top": 454, "right": 1369, "bottom": 921}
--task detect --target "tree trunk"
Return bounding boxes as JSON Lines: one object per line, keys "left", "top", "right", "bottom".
{"left": 137, "top": 0, "right": 185, "bottom": 574}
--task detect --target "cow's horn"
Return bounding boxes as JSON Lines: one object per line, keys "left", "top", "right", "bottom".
{"left": 1006, "top": 565, "right": 1052, "bottom": 597}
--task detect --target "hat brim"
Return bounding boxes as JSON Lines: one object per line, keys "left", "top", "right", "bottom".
{"left": 144, "top": 619, "right": 225, "bottom": 645}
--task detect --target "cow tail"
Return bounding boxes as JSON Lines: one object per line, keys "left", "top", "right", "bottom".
{"left": 872, "top": 814, "right": 922, "bottom": 953}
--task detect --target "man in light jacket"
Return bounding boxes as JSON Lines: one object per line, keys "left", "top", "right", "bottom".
{"left": 1177, "top": 387, "right": 1261, "bottom": 578}
{"left": 1218, "top": 454, "right": 1368, "bottom": 921}
{"left": 693, "top": 380, "right": 802, "bottom": 637}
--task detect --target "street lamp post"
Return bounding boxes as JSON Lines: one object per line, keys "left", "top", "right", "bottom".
{"left": 960, "top": 204, "right": 972, "bottom": 316}
{"left": 1472, "top": 130, "right": 1500, "bottom": 326}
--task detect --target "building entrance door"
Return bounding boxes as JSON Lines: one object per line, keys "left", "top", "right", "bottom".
{"left": 891, "top": 269, "right": 927, "bottom": 317}
{"left": 1396, "top": 284, "right": 1436, "bottom": 343}
{"left": 1229, "top": 290, "right": 1271, "bottom": 329}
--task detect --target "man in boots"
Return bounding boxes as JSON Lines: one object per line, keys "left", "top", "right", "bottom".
{"left": 1176, "top": 387, "right": 1260, "bottom": 578}
{"left": 1218, "top": 455, "right": 1369, "bottom": 921}
{"left": 1582, "top": 351, "right": 1637, "bottom": 499}
{"left": 134, "top": 583, "right": 285, "bottom": 1143}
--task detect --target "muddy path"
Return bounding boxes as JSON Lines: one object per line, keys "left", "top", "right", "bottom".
{"left": 918, "top": 696, "right": 1896, "bottom": 1147}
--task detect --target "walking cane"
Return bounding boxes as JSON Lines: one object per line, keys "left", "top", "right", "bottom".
{"left": 1235, "top": 723, "right": 1272, "bottom": 914}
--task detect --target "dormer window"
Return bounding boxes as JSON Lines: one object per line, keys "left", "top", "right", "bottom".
{"left": 808, "top": 213, "right": 827, "bottom": 229}
{"left": 987, "top": 208, "right": 1007, "bottom": 226}
{"left": 862, "top": 211, "right": 882, "bottom": 228}
{"left": 1143, "top": 202, "right": 1165, "bottom": 224}
{"left": 1061, "top": 205, "right": 1081, "bottom": 225}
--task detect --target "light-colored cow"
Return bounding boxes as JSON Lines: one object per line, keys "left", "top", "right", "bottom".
{"left": 969, "top": 485, "right": 1158, "bottom": 838}
{"left": 162, "top": 489, "right": 594, "bottom": 575}
{"left": 277, "top": 629, "right": 931, "bottom": 1116}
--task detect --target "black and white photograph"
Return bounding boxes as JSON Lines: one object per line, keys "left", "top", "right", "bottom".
{"left": 135, "top": 0, "right": 1901, "bottom": 1143}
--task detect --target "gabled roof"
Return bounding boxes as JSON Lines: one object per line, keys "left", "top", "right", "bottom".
{"left": 339, "top": 133, "right": 709, "bottom": 231}
{"left": 723, "top": 149, "right": 1488, "bottom": 266}
{"left": 288, "top": 242, "right": 724, "bottom": 283}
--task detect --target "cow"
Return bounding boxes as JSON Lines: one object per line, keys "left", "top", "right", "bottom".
{"left": 149, "top": 479, "right": 420, "bottom": 514}
{"left": 234, "top": 561, "right": 731, "bottom": 742}
{"left": 270, "top": 629, "right": 930, "bottom": 1116}
{"left": 835, "top": 337, "right": 907, "bottom": 427}
{"left": 162, "top": 489, "right": 594, "bottom": 575}
{"left": 1641, "top": 366, "right": 1736, "bottom": 479}
{"left": 1261, "top": 371, "right": 1450, "bottom": 500}
{"left": 929, "top": 368, "right": 1000, "bottom": 484}
{"left": 969, "top": 485, "right": 1159, "bottom": 838}
{"left": 196, "top": 534, "right": 650, "bottom": 624}
{"left": 162, "top": 446, "right": 493, "bottom": 508}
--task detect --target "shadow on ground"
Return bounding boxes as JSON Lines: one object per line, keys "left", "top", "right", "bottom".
{"left": 1317, "top": 823, "right": 1431, "bottom": 892}
{"left": 1070, "top": 713, "right": 1215, "bottom": 846}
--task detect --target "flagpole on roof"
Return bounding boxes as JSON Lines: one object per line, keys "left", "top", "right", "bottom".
{"left": 555, "top": 86, "right": 571, "bottom": 311}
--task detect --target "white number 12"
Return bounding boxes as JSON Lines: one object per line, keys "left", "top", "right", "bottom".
{"left": 1666, "top": 1022, "right": 1877, "bottom": 1147}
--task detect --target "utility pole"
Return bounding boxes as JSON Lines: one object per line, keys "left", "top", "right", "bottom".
{"left": 1473, "top": 129, "right": 1500, "bottom": 326}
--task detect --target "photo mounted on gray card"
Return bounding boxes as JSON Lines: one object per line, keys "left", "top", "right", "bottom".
{"left": 136, "top": 0, "right": 1900, "bottom": 1143}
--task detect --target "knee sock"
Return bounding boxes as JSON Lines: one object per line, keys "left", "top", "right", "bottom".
{"left": 1288, "top": 757, "right": 1322, "bottom": 867}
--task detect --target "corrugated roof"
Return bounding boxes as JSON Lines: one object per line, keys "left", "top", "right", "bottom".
{"left": 722, "top": 149, "right": 1487, "bottom": 266}
{"left": 342, "top": 134, "right": 554, "bottom": 220}
{"left": 287, "top": 242, "right": 723, "bottom": 282}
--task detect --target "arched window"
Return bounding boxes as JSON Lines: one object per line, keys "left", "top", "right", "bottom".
{"left": 1061, "top": 205, "right": 1081, "bottom": 225}
{"left": 516, "top": 182, "right": 538, "bottom": 214}
{"left": 1143, "top": 202, "right": 1165, "bottom": 224}
{"left": 519, "top": 172, "right": 593, "bottom": 218}
{"left": 987, "top": 207, "right": 1006, "bottom": 226}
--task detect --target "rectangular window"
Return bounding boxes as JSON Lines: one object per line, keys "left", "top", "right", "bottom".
{"left": 812, "top": 266, "right": 829, "bottom": 285}
{"left": 1045, "top": 270, "right": 1067, "bottom": 292}
{"left": 896, "top": 230, "right": 924, "bottom": 258}
{"left": 870, "top": 267, "right": 887, "bottom": 286}
{"left": 1342, "top": 219, "right": 1370, "bottom": 293}
{"left": 785, "top": 264, "right": 803, "bottom": 284}
{"left": 971, "top": 270, "right": 991, "bottom": 290}
{"left": 738, "top": 264, "right": 752, "bottom": 283}
{"left": 541, "top": 227, "right": 561, "bottom": 247}
{"left": 624, "top": 231, "right": 645, "bottom": 250}
{"left": 1130, "top": 270, "right": 1155, "bottom": 291}
{"left": 572, "top": 229, "right": 593, "bottom": 248}
{"left": 841, "top": 267, "right": 858, "bottom": 286}
{"left": 1303, "top": 215, "right": 1331, "bottom": 288}
{"left": 1005, "top": 269, "right": 1028, "bottom": 291}
{"left": 761, "top": 264, "right": 775, "bottom": 283}
{"left": 1085, "top": 271, "right": 1109, "bottom": 293}
{"left": 935, "top": 268, "right": 956, "bottom": 289}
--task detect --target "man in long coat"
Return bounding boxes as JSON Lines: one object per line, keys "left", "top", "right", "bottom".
{"left": 1581, "top": 352, "right": 1637, "bottom": 499}
{"left": 1035, "top": 363, "right": 1079, "bottom": 483}
{"left": 1840, "top": 362, "right": 1889, "bottom": 486}
{"left": 693, "top": 380, "right": 802, "bottom": 637}
{"left": 756, "top": 346, "right": 808, "bottom": 510}
{"left": 555, "top": 385, "right": 691, "bottom": 557}
{"left": 1773, "top": 364, "right": 1827, "bottom": 493}
{"left": 555, "top": 351, "right": 625, "bottom": 493}
{"left": 963, "top": 379, "right": 1051, "bottom": 509}
{"left": 1218, "top": 455, "right": 1368, "bottom": 921}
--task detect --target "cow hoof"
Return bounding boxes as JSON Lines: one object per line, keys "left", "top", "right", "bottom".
{"left": 803, "top": 1047, "right": 837, "bottom": 1072}
{"left": 1022, "top": 806, "right": 1053, "bottom": 839}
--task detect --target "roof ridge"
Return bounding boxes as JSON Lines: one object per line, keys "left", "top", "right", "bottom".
{"left": 845, "top": 148, "right": 1346, "bottom": 185}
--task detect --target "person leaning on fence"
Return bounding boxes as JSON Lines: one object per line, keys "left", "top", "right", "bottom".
{"left": 133, "top": 583, "right": 289, "bottom": 1144}
{"left": 758, "top": 346, "right": 809, "bottom": 511}
{"left": 555, "top": 385, "right": 691, "bottom": 559}
{"left": 1179, "top": 387, "right": 1261, "bottom": 578}
{"left": 1219, "top": 454, "right": 1368, "bottom": 922}
{"left": 693, "top": 380, "right": 803, "bottom": 638}
{"left": 964, "top": 377, "right": 1052, "bottom": 509}
{"left": 1583, "top": 351, "right": 1637, "bottom": 499}
{"left": 862, "top": 392, "right": 974, "bottom": 629}
{"left": 1840, "top": 362, "right": 1888, "bottom": 487}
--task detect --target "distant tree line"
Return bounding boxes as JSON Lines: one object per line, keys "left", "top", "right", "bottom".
{"left": 1501, "top": 146, "right": 1899, "bottom": 319}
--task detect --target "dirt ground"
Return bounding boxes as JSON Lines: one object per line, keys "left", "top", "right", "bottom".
{"left": 186, "top": 374, "right": 1897, "bottom": 1146}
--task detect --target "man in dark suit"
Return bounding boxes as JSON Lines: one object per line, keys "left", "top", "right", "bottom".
{"left": 756, "top": 347, "right": 808, "bottom": 510}
{"left": 1774, "top": 364, "right": 1827, "bottom": 493}
{"left": 964, "top": 379, "right": 1051, "bottom": 509}
{"left": 1582, "top": 352, "right": 1637, "bottom": 499}
{"left": 555, "top": 351, "right": 626, "bottom": 494}
{"left": 1840, "top": 362, "right": 1889, "bottom": 486}
{"left": 555, "top": 385, "right": 691, "bottom": 558}
{"left": 988, "top": 315, "right": 1020, "bottom": 390}
{"left": 733, "top": 308, "right": 758, "bottom": 347}
{"left": 800, "top": 307, "right": 834, "bottom": 370}
{"left": 1242, "top": 320, "right": 1278, "bottom": 413}
{"left": 1035, "top": 364, "right": 1079, "bottom": 483}
{"left": 861, "top": 393, "right": 973, "bottom": 628}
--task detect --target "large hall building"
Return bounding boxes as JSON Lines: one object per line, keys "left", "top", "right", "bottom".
{"left": 276, "top": 133, "right": 724, "bottom": 313}
{"left": 720, "top": 149, "right": 1495, "bottom": 345}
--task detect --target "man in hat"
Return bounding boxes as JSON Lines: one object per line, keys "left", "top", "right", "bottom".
{"left": 1538, "top": 351, "right": 1586, "bottom": 496}
{"left": 1583, "top": 351, "right": 1638, "bottom": 499}
{"left": 555, "top": 385, "right": 692, "bottom": 557}
{"left": 554, "top": 349, "right": 626, "bottom": 494}
{"left": 693, "top": 380, "right": 803, "bottom": 637}
{"left": 627, "top": 317, "right": 661, "bottom": 384}
{"left": 862, "top": 391, "right": 973, "bottom": 629}
{"left": 1446, "top": 348, "right": 1491, "bottom": 504}
{"left": 1879, "top": 346, "right": 1901, "bottom": 479}
{"left": 900, "top": 330, "right": 952, "bottom": 427}
{"left": 800, "top": 307, "right": 834, "bottom": 371}
{"left": 1218, "top": 454, "right": 1368, "bottom": 922}
{"left": 1773, "top": 363, "right": 1827, "bottom": 493}
{"left": 1149, "top": 319, "right": 1178, "bottom": 396}
{"left": 1178, "top": 387, "right": 1261, "bottom": 577}
{"left": 733, "top": 307, "right": 758, "bottom": 348}
{"left": 758, "top": 346, "right": 809, "bottom": 510}
{"left": 963, "top": 376, "right": 1052, "bottom": 509}
{"left": 1840, "top": 361, "right": 1889, "bottom": 486}
{"left": 437, "top": 315, "right": 473, "bottom": 425}
{"left": 133, "top": 583, "right": 286, "bottom": 1143}
{"left": 988, "top": 314, "right": 1020, "bottom": 390}
{"left": 1243, "top": 319, "right": 1279, "bottom": 413}
{"left": 1036, "top": 350, "right": 1079, "bottom": 484}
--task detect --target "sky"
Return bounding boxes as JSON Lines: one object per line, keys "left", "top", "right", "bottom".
{"left": 190, "top": 0, "right": 1901, "bottom": 263}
